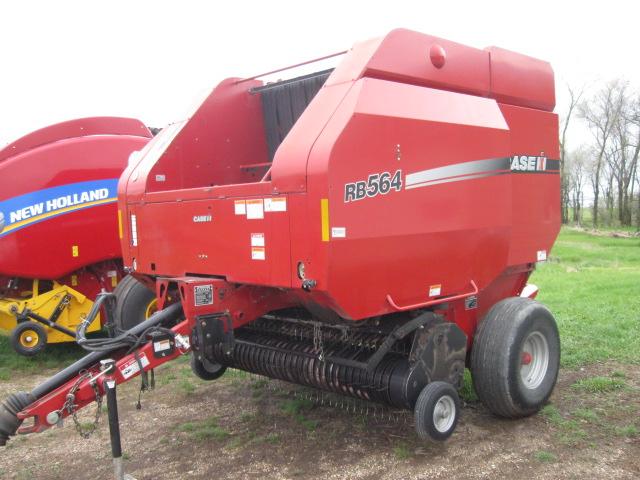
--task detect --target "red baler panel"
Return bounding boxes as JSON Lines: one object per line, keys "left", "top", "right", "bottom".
{"left": 500, "top": 103, "right": 561, "bottom": 264}
{"left": 0, "top": 133, "right": 150, "bottom": 279}
{"left": 487, "top": 47, "right": 556, "bottom": 112}
{"left": 143, "top": 78, "right": 270, "bottom": 194}
{"left": 327, "top": 29, "right": 491, "bottom": 99}
{"left": 0, "top": 117, "right": 151, "bottom": 164}
{"left": 130, "top": 194, "right": 291, "bottom": 288}
{"left": 303, "top": 79, "right": 513, "bottom": 319}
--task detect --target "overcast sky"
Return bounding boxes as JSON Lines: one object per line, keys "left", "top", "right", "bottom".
{"left": 1, "top": 0, "right": 638, "bottom": 149}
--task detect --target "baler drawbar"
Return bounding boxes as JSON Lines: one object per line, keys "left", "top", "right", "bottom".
{"left": 1, "top": 28, "right": 561, "bottom": 458}
{"left": 0, "top": 297, "right": 184, "bottom": 445}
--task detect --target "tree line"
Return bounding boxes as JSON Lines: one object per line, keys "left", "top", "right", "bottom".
{"left": 560, "top": 80, "right": 640, "bottom": 229}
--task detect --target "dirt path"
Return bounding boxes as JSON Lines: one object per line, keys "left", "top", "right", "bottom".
{"left": 0, "top": 359, "right": 638, "bottom": 479}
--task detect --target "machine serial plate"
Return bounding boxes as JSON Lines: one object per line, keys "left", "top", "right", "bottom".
{"left": 194, "top": 285, "right": 214, "bottom": 306}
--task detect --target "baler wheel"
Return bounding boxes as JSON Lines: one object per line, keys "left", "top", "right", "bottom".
{"left": 470, "top": 297, "right": 560, "bottom": 418}
{"left": 113, "top": 276, "right": 157, "bottom": 331}
{"left": 414, "top": 381, "right": 460, "bottom": 441}
{"left": 190, "top": 354, "right": 227, "bottom": 381}
{"left": 10, "top": 322, "right": 47, "bottom": 356}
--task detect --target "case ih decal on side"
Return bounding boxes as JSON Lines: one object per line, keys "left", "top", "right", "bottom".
{"left": 510, "top": 155, "right": 548, "bottom": 172}
{"left": 344, "top": 170, "right": 403, "bottom": 202}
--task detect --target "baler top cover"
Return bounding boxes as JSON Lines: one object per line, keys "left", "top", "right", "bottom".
{"left": 119, "top": 29, "right": 559, "bottom": 325}
{"left": 0, "top": 117, "right": 152, "bottom": 279}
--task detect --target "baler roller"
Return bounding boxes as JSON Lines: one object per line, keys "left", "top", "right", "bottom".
{"left": 210, "top": 329, "right": 412, "bottom": 408}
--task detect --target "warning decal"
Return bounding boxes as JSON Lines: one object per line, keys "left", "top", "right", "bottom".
{"left": 251, "top": 247, "right": 265, "bottom": 260}
{"left": 234, "top": 200, "right": 246, "bottom": 215}
{"left": 429, "top": 284, "right": 442, "bottom": 297}
{"left": 251, "top": 233, "right": 265, "bottom": 247}
{"left": 246, "top": 199, "right": 264, "bottom": 219}
{"left": 119, "top": 353, "right": 150, "bottom": 380}
{"left": 264, "top": 197, "right": 287, "bottom": 212}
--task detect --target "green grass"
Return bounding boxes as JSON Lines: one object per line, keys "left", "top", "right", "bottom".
{"left": 393, "top": 443, "right": 411, "bottom": 459}
{"left": 460, "top": 369, "right": 478, "bottom": 402}
{"left": 532, "top": 228, "right": 640, "bottom": 367}
{"left": 614, "top": 425, "right": 638, "bottom": 437}
{"left": 572, "top": 408, "right": 598, "bottom": 422}
{"left": 540, "top": 405, "right": 564, "bottom": 425}
{"left": 177, "top": 378, "right": 196, "bottom": 394}
{"left": 571, "top": 376, "right": 626, "bottom": 393}
{"left": 280, "top": 398, "right": 318, "bottom": 431}
{"left": 0, "top": 334, "right": 83, "bottom": 378}
{"left": 178, "top": 416, "right": 229, "bottom": 442}
{"left": 539, "top": 404, "right": 588, "bottom": 445}
{"left": 534, "top": 450, "right": 558, "bottom": 463}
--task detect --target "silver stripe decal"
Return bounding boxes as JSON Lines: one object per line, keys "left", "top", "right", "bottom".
{"left": 405, "top": 171, "right": 508, "bottom": 190}
{"left": 405, "top": 157, "right": 511, "bottom": 189}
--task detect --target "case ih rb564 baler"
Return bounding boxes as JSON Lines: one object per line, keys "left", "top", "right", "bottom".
{"left": 0, "top": 29, "right": 560, "bottom": 448}
{"left": 0, "top": 117, "right": 156, "bottom": 355}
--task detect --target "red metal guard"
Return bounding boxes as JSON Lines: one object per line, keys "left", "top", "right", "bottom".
{"left": 386, "top": 280, "right": 478, "bottom": 312}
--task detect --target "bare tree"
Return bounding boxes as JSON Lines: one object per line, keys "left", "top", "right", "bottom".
{"left": 579, "top": 80, "right": 627, "bottom": 227}
{"left": 601, "top": 88, "right": 640, "bottom": 226}
{"left": 566, "top": 146, "right": 589, "bottom": 224}
{"left": 560, "top": 85, "right": 584, "bottom": 224}
{"left": 622, "top": 93, "right": 640, "bottom": 226}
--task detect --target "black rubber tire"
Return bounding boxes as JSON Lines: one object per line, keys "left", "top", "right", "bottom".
{"left": 10, "top": 322, "right": 47, "bottom": 357}
{"left": 470, "top": 297, "right": 560, "bottom": 418}
{"left": 414, "top": 381, "right": 460, "bottom": 442}
{"left": 113, "top": 275, "right": 157, "bottom": 331}
{"left": 190, "top": 354, "right": 227, "bottom": 381}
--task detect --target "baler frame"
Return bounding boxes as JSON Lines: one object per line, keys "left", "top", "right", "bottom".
{"left": 1, "top": 29, "right": 561, "bottom": 468}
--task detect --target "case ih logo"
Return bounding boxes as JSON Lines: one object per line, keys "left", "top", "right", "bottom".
{"left": 510, "top": 155, "right": 547, "bottom": 172}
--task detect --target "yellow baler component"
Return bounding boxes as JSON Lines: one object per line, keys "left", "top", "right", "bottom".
{"left": 0, "top": 281, "right": 101, "bottom": 344}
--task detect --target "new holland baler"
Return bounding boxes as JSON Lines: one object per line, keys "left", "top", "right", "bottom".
{"left": 0, "top": 29, "right": 561, "bottom": 450}
{"left": 0, "top": 117, "right": 156, "bottom": 355}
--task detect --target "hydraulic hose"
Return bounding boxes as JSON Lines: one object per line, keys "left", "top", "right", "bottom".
{"left": 0, "top": 302, "right": 183, "bottom": 446}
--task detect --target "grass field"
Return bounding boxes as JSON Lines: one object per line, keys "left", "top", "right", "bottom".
{"left": 532, "top": 228, "right": 640, "bottom": 367}
{"left": 0, "top": 334, "right": 81, "bottom": 381}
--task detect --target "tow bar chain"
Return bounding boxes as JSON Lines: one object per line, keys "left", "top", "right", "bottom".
{"left": 62, "top": 370, "right": 103, "bottom": 439}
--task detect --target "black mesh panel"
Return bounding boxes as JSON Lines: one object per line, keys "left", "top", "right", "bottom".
{"left": 256, "top": 69, "right": 332, "bottom": 161}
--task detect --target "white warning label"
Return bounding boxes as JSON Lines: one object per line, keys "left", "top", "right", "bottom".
{"left": 234, "top": 200, "right": 246, "bottom": 215}
{"left": 429, "top": 284, "right": 442, "bottom": 297}
{"left": 331, "top": 227, "right": 346, "bottom": 238}
{"left": 537, "top": 250, "right": 547, "bottom": 262}
{"left": 154, "top": 339, "right": 172, "bottom": 352}
{"left": 264, "top": 197, "right": 287, "bottom": 212}
{"left": 251, "top": 247, "right": 266, "bottom": 260}
{"left": 251, "top": 233, "right": 265, "bottom": 247}
{"left": 246, "top": 199, "right": 264, "bottom": 219}
{"left": 119, "top": 353, "right": 150, "bottom": 380}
